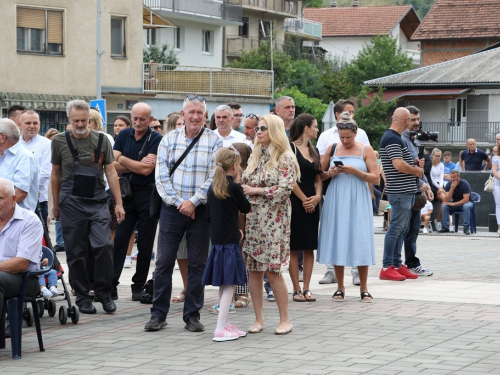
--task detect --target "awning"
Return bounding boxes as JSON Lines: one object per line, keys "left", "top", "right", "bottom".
{"left": 1, "top": 92, "right": 96, "bottom": 110}
{"left": 143, "top": 5, "right": 176, "bottom": 29}
{"left": 371, "top": 88, "right": 472, "bottom": 102}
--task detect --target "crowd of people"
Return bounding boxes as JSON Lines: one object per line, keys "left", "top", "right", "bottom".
{"left": 0, "top": 95, "right": 496, "bottom": 344}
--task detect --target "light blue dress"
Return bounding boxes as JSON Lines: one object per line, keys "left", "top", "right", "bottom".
{"left": 317, "top": 145, "right": 376, "bottom": 266}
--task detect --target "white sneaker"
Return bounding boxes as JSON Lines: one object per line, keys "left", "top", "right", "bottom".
{"left": 124, "top": 258, "right": 133, "bottom": 268}
{"left": 41, "top": 287, "right": 52, "bottom": 299}
{"left": 434, "top": 220, "right": 442, "bottom": 231}
{"left": 422, "top": 228, "right": 428, "bottom": 234}
{"left": 409, "top": 266, "right": 433, "bottom": 277}
{"left": 49, "top": 286, "right": 59, "bottom": 297}
{"left": 351, "top": 268, "right": 360, "bottom": 286}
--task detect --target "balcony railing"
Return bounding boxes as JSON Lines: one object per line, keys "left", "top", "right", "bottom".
{"left": 143, "top": 63, "right": 274, "bottom": 98}
{"left": 227, "top": 0, "right": 299, "bottom": 15}
{"left": 227, "top": 36, "right": 284, "bottom": 56}
{"left": 284, "top": 18, "right": 322, "bottom": 40}
{"left": 143, "top": 0, "right": 242, "bottom": 22}
{"left": 421, "top": 122, "right": 500, "bottom": 144}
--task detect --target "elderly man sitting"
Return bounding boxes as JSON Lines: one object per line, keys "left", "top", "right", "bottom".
{"left": 0, "top": 178, "right": 43, "bottom": 319}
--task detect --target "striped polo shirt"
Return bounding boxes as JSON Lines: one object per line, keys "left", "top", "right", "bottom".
{"left": 380, "top": 129, "right": 418, "bottom": 195}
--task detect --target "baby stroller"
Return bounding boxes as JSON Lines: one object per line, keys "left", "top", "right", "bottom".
{"left": 30, "top": 207, "right": 79, "bottom": 325}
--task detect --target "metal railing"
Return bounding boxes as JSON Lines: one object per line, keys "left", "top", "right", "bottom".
{"left": 421, "top": 122, "right": 500, "bottom": 144}
{"left": 227, "top": 0, "right": 299, "bottom": 15}
{"left": 284, "top": 18, "right": 322, "bottom": 39}
{"left": 143, "top": 0, "right": 242, "bottom": 22}
{"left": 143, "top": 63, "right": 274, "bottom": 98}
{"left": 227, "top": 36, "right": 284, "bottom": 56}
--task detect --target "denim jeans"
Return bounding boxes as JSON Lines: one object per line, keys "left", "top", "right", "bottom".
{"left": 39, "top": 269, "right": 58, "bottom": 288}
{"left": 441, "top": 202, "right": 474, "bottom": 229}
{"left": 383, "top": 194, "right": 415, "bottom": 268}
{"left": 403, "top": 208, "right": 421, "bottom": 269}
{"left": 55, "top": 220, "right": 64, "bottom": 247}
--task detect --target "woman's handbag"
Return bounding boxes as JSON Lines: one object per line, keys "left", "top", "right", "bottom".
{"left": 412, "top": 192, "right": 427, "bottom": 211}
{"left": 484, "top": 174, "right": 494, "bottom": 193}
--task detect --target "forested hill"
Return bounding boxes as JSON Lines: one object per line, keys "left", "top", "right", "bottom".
{"left": 307, "top": 0, "right": 437, "bottom": 19}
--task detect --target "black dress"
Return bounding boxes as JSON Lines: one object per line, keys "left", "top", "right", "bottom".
{"left": 290, "top": 143, "right": 321, "bottom": 250}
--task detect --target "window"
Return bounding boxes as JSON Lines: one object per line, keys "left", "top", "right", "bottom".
{"left": 259, "top": 21, "right": 270, "bottom": 40}
{"left": 111, "top": 17, "right": 126, "bottom": 57}
{"left": 202, "top": 30, "right": 211, "bottom": 53}
{"left": 146, "top": 28, "right": 156, "bottom": 46}
{"left": 239, "top": 17, "right": 249, "bottom": 37}
{"left": 17, "top": 7, "right": 63, "bottom": 55}
{"left": 174, "top": 27, "right": 181, "bottom": 50}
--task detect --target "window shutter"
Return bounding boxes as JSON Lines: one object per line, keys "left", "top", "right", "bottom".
{"left": 47, "top": 11, "right": 63, "bottom": 44}
{"left": 17, "top": 7, "right": 45, "bottom": 30}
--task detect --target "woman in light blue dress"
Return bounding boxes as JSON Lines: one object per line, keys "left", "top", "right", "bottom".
{"left": 317, "top": 112, "right": 379, "bottom": 303}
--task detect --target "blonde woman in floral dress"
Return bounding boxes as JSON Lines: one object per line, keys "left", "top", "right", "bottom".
{"left": 241, "top": 114, "right": 300, "bottom": 335}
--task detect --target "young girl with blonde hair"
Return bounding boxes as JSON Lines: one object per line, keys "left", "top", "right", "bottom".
{"left": 201, "top": 146, "right": 251, "bottom": 342}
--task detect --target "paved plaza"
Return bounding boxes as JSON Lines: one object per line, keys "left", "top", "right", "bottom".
{"left": 2, "top": 218, "right": 500, "bottom": 374}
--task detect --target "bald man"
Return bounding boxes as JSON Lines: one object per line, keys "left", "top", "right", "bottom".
{"left": 379, "top": 108, "right": 424, "bottom": 282}
{"left": 111, "top": 102, "right": 163, "bottom": 302}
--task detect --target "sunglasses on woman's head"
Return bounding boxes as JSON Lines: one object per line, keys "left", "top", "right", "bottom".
{"left": 337, "top": 123, "right": 357, "bottom": 130}
{"left": 246, "top": 113, "right": 260, "bottom": 121}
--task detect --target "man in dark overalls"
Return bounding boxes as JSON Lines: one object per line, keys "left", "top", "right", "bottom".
{"left": 51, "top": 100, "right": 125, "bottom": 314}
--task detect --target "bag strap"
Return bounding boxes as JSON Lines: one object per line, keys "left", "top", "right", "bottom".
{"left": 330, "top": 143, "right": 337, "bottom": 158}
{"left": 93, "top": 132, "right": 104, "bottom": 164}
{"left": 65, "top": 131, "right": 104, "bottom": 165}
{"left": 65, "top": 131, "right": 79, "bottom": 161}
{"left": 170, "top": 127, "right": 205, "bottom": 176}
{"left": 137, "top": 132, "right": 151, "bottom": 161}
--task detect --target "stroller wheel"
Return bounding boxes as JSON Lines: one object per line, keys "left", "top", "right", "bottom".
{"left": 25, "top": 306, "right": 34, "bottom": 327}
{"left": 59, "top": 305, "right": 68, "bottom": 325}
{"left": 37, "top": 300, "right": 45, "bottom": 318}
{"left": 48, "top": 300, "right": 57, "bottom": 317}
{"left": 70, "top": 305, "right": 79, "bottom": 324}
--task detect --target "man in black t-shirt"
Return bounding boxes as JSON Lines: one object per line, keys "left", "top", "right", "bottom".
{"left": 437, "top": 170, "right": 473, "bottom": 235}
{"left": 379, "top": 108, "right": 423, "bottom": 282}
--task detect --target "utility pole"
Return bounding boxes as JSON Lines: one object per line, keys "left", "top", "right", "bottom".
{"left": 270, "top": 21, "right": 274, "bottom": 72}
{"left": 96, "top": 0, "right": 102, "bottom": 99}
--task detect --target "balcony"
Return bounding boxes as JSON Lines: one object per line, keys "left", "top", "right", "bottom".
{"left": 143, "top": 0, "right": 242, "bottom": 25}
{"left": 406, "top": 49, "right": 421, "bottom": 67}
{"left": 227, "top": 36, "right": 284, "bottom": 56}
{"left": 284, "top": 18, "right": 322, "bottom": 41}
{"left": 143, "top": 63, "right": 274, "bottom": 98}
{"left": 421, "top": 122, "right": 500, "bottom": 144}
{"left": 227, "top": 0, "right": 299, "bottom": 17}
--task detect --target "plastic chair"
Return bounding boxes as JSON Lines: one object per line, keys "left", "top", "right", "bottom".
{"left": 0, "top": 246, "right": 53, "bottom": 359}
{"left": 454, "top": 192, "right": 480, "bottom": 234}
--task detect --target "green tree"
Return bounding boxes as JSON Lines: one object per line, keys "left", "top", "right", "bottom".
{"left": 286, "top": 59, "right": 324, "bottom": 99}
{"left": 143, "top": 44, "right": 179, "bottom": 65}
{"left": 275, "top": 87, "right": 328, "bottom": 124}
{"left": 355, "top": 86, "right": 397, "bottom": 150}
{"left": 315, "top": 57, "right": 353, "bottom": 104}
{"left": 344, "top": 35, "right": 413, "bottom": 97}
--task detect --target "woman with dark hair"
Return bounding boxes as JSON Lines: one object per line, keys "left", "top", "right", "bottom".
{"left": 113, "top": 116, "right": 131, "bottom": 140}
{"left": 288, "top": 113, "right": 322, "bottom": 302}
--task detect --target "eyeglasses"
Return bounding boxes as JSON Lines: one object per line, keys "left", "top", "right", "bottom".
{"left": 256, "top": 125, "right": 267, "bottom": 132}
{"left": 337, "top": 123, "right": 357, "bottom": 130}
{"left": 229, "top": 144, "right": 240, "bottom": 156}
{"left": 246, "top": 113, "right": 260, "bottom": 121}
{"left": 185, "top": 95, "right": 206, "bottom": 103}
{"left": 152, "top": 125, "right": 163, "bottom": 130}
{"left": 410, "top": 118, "right": 420, "bottom": 122}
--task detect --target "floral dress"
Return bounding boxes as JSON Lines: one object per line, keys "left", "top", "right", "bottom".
{"left": 242, "top": 149, "right": 297, "bottom": 275}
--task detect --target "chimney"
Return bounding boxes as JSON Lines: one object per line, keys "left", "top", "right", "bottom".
{"left": 352, "top": 0, "right": 359, "bottom": 6}
{"left": 330, "top": 0, "right": 337, "bottom": 7}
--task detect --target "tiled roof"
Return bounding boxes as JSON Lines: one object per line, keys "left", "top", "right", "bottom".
{"left": 364, "top": 47, "right": 500, "bottom": 86}
{"left": 412, "top": 0, "right": 500, "bottom": 40}
{"left": 304, "top": 5, "right": 416, "bottom": 37}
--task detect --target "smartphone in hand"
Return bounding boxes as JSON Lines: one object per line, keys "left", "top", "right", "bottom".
{"left": 333, "top": 161, "right": 344, "bottom": 167}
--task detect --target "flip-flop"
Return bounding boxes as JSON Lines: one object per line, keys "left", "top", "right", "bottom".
{"left": 293, "top": 290, "right": 306, "bottom": 302}
{"left": 234, "top": 295, "right": 250, "bottom": 308}
{"left": 303, "top": 290, "right": 316, "bottom": 302}
{"left": 171, "top": 289, "right": 186, "bottom": 303}
{"left": 332, "top": 290, "right": 345, "bottom": 302}
{"left": 360, "top": 291, "right": 373, "bottom": 303}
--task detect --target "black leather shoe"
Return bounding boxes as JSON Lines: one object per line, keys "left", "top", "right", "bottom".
{"left": 144, "top": 316, "right": 167, "bottom": 331}
{"left": 131, "top": 289, "right": 145, "bottom": 301}
{"left": 185, "top": 315, "right": 204, "bottom": 332}
{"left": 54, "top": 245, "right": 65, "bottom": 253}
{"left": 98, "top": 297, "right": 116, "bottom": 313}
{"left": 437, "top": 228, "right": 450, "bottom": 233}
{"left": 78, "top": 300, "right": 97, "bottom": 314}
{"left": 111, "top": 287, "right": 118, "bottom": 301}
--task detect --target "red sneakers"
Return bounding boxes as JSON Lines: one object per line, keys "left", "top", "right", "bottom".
{"left": 396, "top": 265, "right": 418, "bottom": 279}
{"left": 379, "top": 266, "right": 406, "bottom": 281}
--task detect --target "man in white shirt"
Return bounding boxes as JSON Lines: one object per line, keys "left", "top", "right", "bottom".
{"left": 19, "top": 110, "right": 52, "bottom": 225}
{"left": 317, "top": 99, "right": 370, "bottom": 286}
{"left": 213, "top": 105, "right": 251, "bottom": 147}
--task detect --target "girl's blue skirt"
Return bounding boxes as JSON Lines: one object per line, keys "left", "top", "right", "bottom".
{"left": 202, "top": 243, "right": 247, "bottom": 286}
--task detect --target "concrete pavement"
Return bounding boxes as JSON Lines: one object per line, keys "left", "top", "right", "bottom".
{"left": 2, "top": 218, "right": 500, "bottom": 374}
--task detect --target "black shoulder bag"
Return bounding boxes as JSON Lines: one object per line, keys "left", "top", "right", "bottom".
{"left": 150, "top": 128, "right": 205, "bottom": 218}
{"left": 119, "top": 133, "right": 149, "bottom": 201}
{"left": 321, "top": 143, "right": 337, "bottom": 195}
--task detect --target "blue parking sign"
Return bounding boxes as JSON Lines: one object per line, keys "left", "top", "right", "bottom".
{"left": 90, "top": 99, "right": 106, "bottom": 129}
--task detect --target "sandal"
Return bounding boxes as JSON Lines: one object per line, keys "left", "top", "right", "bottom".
{"left": 171, "top": 289, "right": 186, "bottom": 303}
{"left": 332, "top": 290, "right": 345, "bottom": 302}
{"left": 208, "top": 303, "right": 236, "bottom": 315}
{"left": 293, "top": 290, "right": 306, "bottom": 302}
{"left": 360, "top": 291, "right": 373, "bottom": 303}
{"left": 303, "top": 290, "right": 316, "bottom": 302}
{"left": 234, "top": 295, "right": 251, "bottom": 308}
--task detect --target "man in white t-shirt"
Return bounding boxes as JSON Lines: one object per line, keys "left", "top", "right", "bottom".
{"left": 317, "top": 99, "right": 370, "bottom": 287}
{"left": 213, "top": 105, "right": 251, "bottom": 147}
